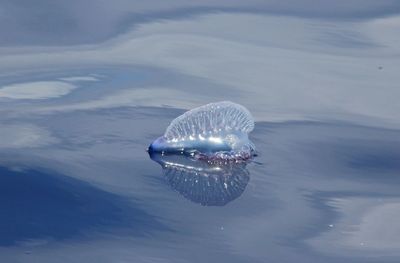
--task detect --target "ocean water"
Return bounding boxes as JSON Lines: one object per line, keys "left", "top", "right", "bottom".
{"left": 1, "top": 1, "right": 400, "bottom": 262}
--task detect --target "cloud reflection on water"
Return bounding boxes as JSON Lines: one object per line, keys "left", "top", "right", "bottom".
{"left": 1, "top": 1, "right": 400, "bottom": 262}
{"left": 1, "top": 13, "right": 399, "bottom": 128}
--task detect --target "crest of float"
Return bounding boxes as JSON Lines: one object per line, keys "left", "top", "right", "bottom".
{"left": 148, "top": 101, "right": 256, "bottom": 162}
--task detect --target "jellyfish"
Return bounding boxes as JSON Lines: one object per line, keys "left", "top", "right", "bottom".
{"left": 148, "top": 101, "right": 256, "bottom": 162}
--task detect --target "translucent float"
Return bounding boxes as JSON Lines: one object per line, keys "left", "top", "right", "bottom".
{"left": 148, "top": 101, "right": 256, "bottom": 162}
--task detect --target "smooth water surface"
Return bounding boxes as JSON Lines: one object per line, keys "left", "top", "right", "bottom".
{"left": 1, "top": 1, "right": 400, "bottom": 262}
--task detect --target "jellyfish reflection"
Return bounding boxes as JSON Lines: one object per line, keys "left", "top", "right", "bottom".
{"left": 149, "top": 153, "right": 250, "bottom": 206}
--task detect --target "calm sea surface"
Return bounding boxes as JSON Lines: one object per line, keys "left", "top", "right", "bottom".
{"left": 1, "top": 1, "right": 400, "bottom": 262}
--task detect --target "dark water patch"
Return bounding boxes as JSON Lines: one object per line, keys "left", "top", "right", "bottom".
{"left": 317, "top": 30, "right": 380, "bottom": 49}
{"left": 347, "top": 148, "right": 400, "bottom": 172}
{"left": 253, "top": 121, "right": 400, "bottom": 180}
{"left": 0, "top": 166, "right": 169, "bottom": 247}
{"left": 301, "top": 139, "right": 400, "bottom": 179}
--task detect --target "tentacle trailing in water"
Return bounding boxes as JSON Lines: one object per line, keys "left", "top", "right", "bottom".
{"left": 148, "top": 101, "right": 256, "bottom": 162}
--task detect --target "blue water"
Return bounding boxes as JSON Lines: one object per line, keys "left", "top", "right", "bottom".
{"left": 1, "top": 1, "right": 400, "bottom": 262}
